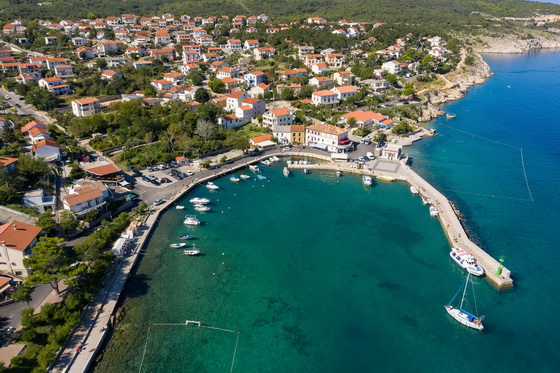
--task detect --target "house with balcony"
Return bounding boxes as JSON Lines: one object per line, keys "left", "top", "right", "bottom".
{"left": 312, "top": 90, "right": 339, "bottom": 106}
{"left": 305, "top": 123, "right": 351, "bottom": 153}
{"left": 0, "top": 220, "right": 42, "bottom": 277}
{"left": 54, "top": 64, "right": 74, "bottom": 78}
{"left": 72, "top": 97, "right": 100, "bottom": 117}
{"left": 244, "top": 71, "right": 266, "bottom": 88}
{"left": 331, "top": 85, "right": 358, "bottom": 100}
{"left": 62, "top": 179, "right": 110, "bottom": 217}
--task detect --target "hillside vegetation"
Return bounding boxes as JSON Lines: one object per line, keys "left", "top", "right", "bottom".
{"left": 1, "top": 0, "right": 560, "bottom": 27}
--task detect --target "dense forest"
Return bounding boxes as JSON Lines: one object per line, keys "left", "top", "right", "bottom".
{"left": 0, "top": 0, "right": 559, "bottom": 28}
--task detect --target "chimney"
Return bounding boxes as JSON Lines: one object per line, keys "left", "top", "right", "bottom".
{"left": 12, "top": 224, "right": 17, "bottom": 230}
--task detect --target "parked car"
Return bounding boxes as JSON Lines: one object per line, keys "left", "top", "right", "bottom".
{"left": 148, "top": 174, "right": 157, "bottom": 181}
{"left": 185, "top": 170, "right": 194, "bottom": 176}
{"left": 152, "top": 198, "right": 164, "bottom": 206}
{"left": 141, "top": 176, "right": 151, "bottom": 182}
{"left": 160, "top": 177, "right": 171, "bottom": 183}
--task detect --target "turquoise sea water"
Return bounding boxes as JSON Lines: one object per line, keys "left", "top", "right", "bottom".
{"left": 96, "top": 51, "right": 560, "bottom": 372}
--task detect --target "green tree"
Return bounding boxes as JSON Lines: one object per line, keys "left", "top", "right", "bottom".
{"left": 281, "top": 87, "right": 294, "bottom": 100}
{"left": 23, "top": 237, "right": 76, "bottom": 295}
{"left": 59, "top": 210, "right": 78, "bottom": 234}
{"left": 188, "top": 70, "right": 205, "bottom": 86}
{"left": 299, "top": 84, "right": 314, "bottom": 99}
{"left": 233, "top": 136, "right": 250, "bottom": 153}
{"left": 68, "top": 162, "right": 86, "bottom": 180}
{"left": 95, "top": 59, "right": 108, "bottom": 70}
{"left": 403, "top": 83, "right": 416, "bottom": 97}
{"left": 25, "top": 87, "right": 61, "bottom": 111}
{"left": 11, "top": 284, "right": 33, "bottom": 307}
{"left": 36, "top": 211, "right": 57, "bottom": 235}
{"left": 208, "top": 78, "right": 225, "bottom": 93}
{"left": 194, "top": 88, "right": 211, "bottom": 103}
{"left": 392, "top": 121, "right": 413, "bottom": 135}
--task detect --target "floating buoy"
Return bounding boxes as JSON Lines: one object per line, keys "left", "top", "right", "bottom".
{"left": 222, "top": 253, "right": 225, "bottom": 255}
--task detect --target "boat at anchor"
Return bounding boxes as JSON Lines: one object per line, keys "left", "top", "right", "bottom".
{"left": 445, "top": 273, "right": 485, "bottom": 330}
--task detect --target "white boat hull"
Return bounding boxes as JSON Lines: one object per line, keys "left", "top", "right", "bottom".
{"left": 445, "top": 306, "right": 484, "bottom": 330}
{"left": 450, "top": 248, "right": 485, "bottom": 276}
{"left": 410, "top": 186, "right": 419, "bottom": 194}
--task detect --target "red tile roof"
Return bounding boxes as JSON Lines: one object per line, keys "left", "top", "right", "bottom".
{"left": 85, "top": 164, "right": 120, "bottom": 176}
{"left": 0, "top": 220, "right": 42, "bottom": 252}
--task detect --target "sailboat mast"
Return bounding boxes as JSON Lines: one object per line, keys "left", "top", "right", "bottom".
{"left": 459, "top": 273, "right": 470, "bottom": 309}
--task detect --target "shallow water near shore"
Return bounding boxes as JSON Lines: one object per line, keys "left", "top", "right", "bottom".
{"left": 96, "top": 51, "right": 560, "bottom": 372}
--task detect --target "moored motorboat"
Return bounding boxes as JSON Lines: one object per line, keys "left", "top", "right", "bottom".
{"left": 272, "top": 156, "right": 280, "bottom": 162}
{"left": 283, "top": 167, "right": 290, "bottom": 177}
{"left": 194, "top": 204, "right": 210, "bottom": 212}
{"left": 179, "top": 235, "right": 194, "bottom": 240}
{"left": 449, "top": 247, "right": 485, "bottom": 276}
{"left": 170, "top": 243, "right": 187, "bottom": 248}
{"left": 362, "top": 175, "right": 372, "bottom": 186}
{"left": 303, "top": 168, "right": 310, "bottom": 174}
{"left": 261, "top": 159, "right": 271, "bottom": 166}
{"left": 376, "top": 175, "right": 395, "bottom": 182}
{"left": 230, "top": 175, "right": 240, "bottom": 182}
{"left": 190, "top": 197, "right": 210, "bottom": 204}
{"left": 429, "top": 206, "right": 439, "bottom": 217}
{"left": 240, "top": 174, "right": 251, "bottom": 179}
{"left": 421, "top": 195, "right": 431, "bottom": 205}
{"left": 176, "top": 205, "right": 185, "bottom": 210}
{"left": 184, "top": 249, "right": 200, "bottom": 256}
{"left": 445, "top": 273, "right": 485, "bottom": 330}
{"left": 206, "top": 182, "right": 220, "bottom": 190}
{"left": 410, "top": 186, "right": 419, "bottom": 194}
{"left": 336, "top": 170, "right": 342, "bottom": 177}
{"left": 249, "top": 165, "right": 260, "bottom": 173}
{"left": 256, "top": 174, "right": 267, "bottom": 180}
{"left": 183, "top": 215, "right": 201, "bottom": 226}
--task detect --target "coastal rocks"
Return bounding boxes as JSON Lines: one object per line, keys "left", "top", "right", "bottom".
{"left": 476, "top": 33, "right": 560, "bottom": 53}
{"left": 416, "top": 102, "right": 445, "bottom": 122}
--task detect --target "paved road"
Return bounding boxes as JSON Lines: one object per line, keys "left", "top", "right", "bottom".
{"left": 0, "top": 284, "right": 53, "bottom": 346}
{"left": 0, "top": 87, "right": 53, "bottom": 123}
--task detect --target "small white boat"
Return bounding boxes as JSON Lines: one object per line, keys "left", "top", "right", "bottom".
{"left": 170, "top": 243, "right": 187, "bottom": 248}
{"left": 303, "top": 168, "right": 310, "bottom": 174}
{"left": 268, "top": 157, "right": 276, "bottom": 163}
{"left": 249, "top": 165, "right": 260, "bottom": 173}
{"left": 184, "top": 249, "right": 200, "bottom": 256}
{"left": 230, "top": 175, "right": 240, "bottom": 182}
{"left": 449, "top": 247, "right": 485, "bottom": 276}
{"left": 176, "top": 205, "right": 186, "bottom": 210}
{"left": 261, "top": 160, "right": 271, "bottom": 166}
{"left": 240, "top": 174, "right": 251, "bottom": 179}
{"left": 183, "top": 215, "right": 201, "bottom": 226}
{"left": 336, "top": 170, "right": 342, "bottom": 177}
{"left": 287, "top": 161, "right": 292, "bottom": 165}
{"left": 194, "top": 204, "right": 210, "bottom": 212}
{"left": 179, "top": 235, "right": 194, "bottom": 240}
{"left": 362, "top": 175, "right": 372, "bottom": 186}
{"left": 430, "top": 206, "right": 439, "bottom": 217}
{"left": 445, "top": 273, "right": 484, "bottom": 330}
{"left": 376, "top": 175, "right": 395, "bottom": 182}
{"left": 190, "top": 197, "right": 210, "bottom": 204}
{"left": 421, "top": 195, "right": 431, "bottom": 205}
{"left": 283, "top": 167, "right": 290, "bottom": 177}
{"left": 272, "top": 156, "right": 279, "bottom": 162}
{"left": 206, "top": 182, "right": 220, "bottom": 190}
{"left": 446, "top": 114, "right": 456, "bottom": 119}
{"left": 410, "top": 186, "right": 419, "bottom": 194}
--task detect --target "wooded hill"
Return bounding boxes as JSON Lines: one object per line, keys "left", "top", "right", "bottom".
{"left": 1, "top": 0, "right": 560, "bottom": 28}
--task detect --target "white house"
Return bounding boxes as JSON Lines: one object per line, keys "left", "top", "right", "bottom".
{"left": 150, "top": 79, "right": 173, "bottom": 92}
{"left": 382, "top": 60, "right": 402, "bottom": 74}
{"left": 226, "top": 91, "right": 249, "bottom": 110}
{"left": 72, "top": 97, "right": 100, "bottom": 117}
{"left": 0, "top": 220, "right": 42, "bottom": 277}
{"left": 312, "top": 90, "right": 339, "bottom": 106}
{"left": 244, "top": 71, "right": 266, "bottom": 88}
{"left": 62, "top": 179, "right": 110, "bottom": 216}
{"left": 23, "top": 189, "right": 55, "bottom": 213}
{"left": 31, "top": 139, "right": 61, "bottom": 161}
{"left": 379, "top": 144, "right": 402, "bottom": 160}
{"left": 305, "top": 123, "right": 351, "bottom": 153}
{"left": 331, "top": 85, "right": 358, "bottom": 100}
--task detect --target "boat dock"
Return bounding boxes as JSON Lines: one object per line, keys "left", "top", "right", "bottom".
{"left": 287, "top": 155, "right": 513, "bottom": 289}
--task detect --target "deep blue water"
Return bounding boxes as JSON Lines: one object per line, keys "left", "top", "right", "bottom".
{"left": 409, "top": 50, "right": 560, "bottom": 370}
{"left": 97, "top": 50, "right": 560, "bottom": 373}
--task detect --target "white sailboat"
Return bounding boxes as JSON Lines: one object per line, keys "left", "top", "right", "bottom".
{"left": 445, "top": 273, "right": 485, "bottom": 330}
{"left": 283, "top": 167, "right": 290, "bottom": 177}
{"left": 362, "top": 175, "right": 372, "bottom": 186}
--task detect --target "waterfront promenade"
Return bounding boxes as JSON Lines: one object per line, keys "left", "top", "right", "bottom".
{"left": 51, "top": 148, "right": 512, "bottom": 372}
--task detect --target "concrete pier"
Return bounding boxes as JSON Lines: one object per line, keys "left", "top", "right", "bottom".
{"left": 287, "top": 156, "right": 513, "bottom": 289}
